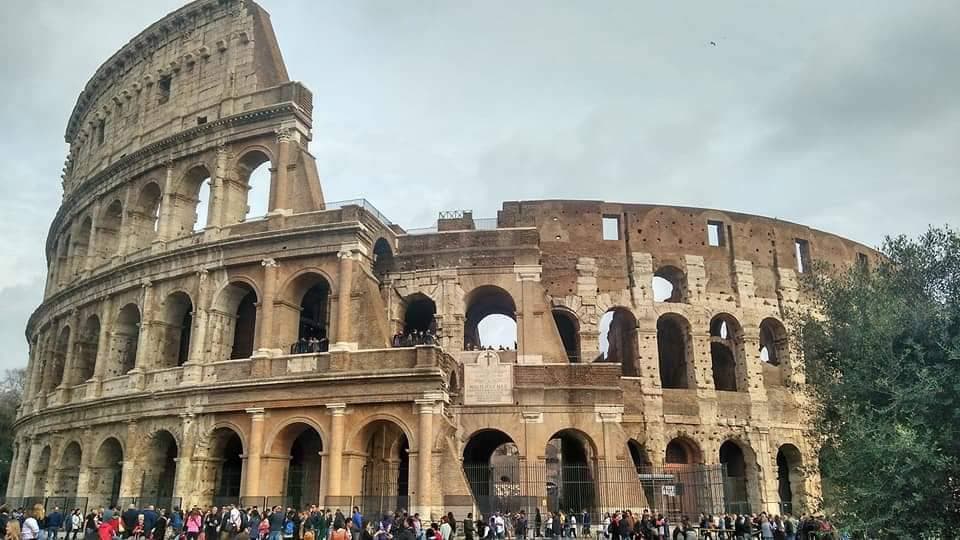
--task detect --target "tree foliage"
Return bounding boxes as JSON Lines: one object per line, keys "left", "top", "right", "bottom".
{"left": 0, "top": 367, "right": 25, "bottom": 494}
{"left": 794, "top": 227, "right": 960, "bottom": 536}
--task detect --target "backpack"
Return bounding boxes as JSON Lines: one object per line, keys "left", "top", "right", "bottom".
{"left": 785, "top": 520, "right": 795, "bottom": 534}
{"left": 285, "top": 520, "right": 295, "bottom": 536}
{"left": 240, "top": 512, "right": 249, "bottom": 532}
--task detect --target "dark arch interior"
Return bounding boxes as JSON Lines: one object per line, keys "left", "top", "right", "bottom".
{"left": 56, "top": 442, "right": 82, "bottom": 498}
{"left": 98, "top": 200, "right": 123, "bottom": 260}
{"left": 142, "top": 431, "right": 178, "bottom": 501}
{"left": 163, "top": 293, "right": 194, "bottom": 368}
{"left": 464, "top": 286, "right": 516, "bottom": 350}
{"left": 601, "top": 308, "right": 639, "bottom": 376}
{"left": 231, "top": 286, "right": 258, "bottom": 359}
{"left": 665, "top": 439, "right": 695, "bottom": 465}
{"left": 93, "top": 438, "right": 123, "bottom": 507}
{"left": 463, "top": 430, "right": 519, "bottom": 515}
{"left": 777, "top": 444, "right": 802, "bottom": 511}
{"left": 359, "top": 421, "right": 410, "bottom": 516}
{"left": 711, "top": 342, "right": 738, "bottom": 391}
{"left": 49, "top": 327, "right": 70, "bottom": 391}
{"left": 403, "top": 295, "right": 437, "bottom": 335}
{"left": 627, "top": 439, "right": 651, "bottom": 470}
{"left": 373, "top": 238, "right": 394, "bottom": 277}
{"left": 760, "top": 318, "right": 787, "bottom": 365}
{"left": 720, "top": 441, "right": 749, "bottom": 511}
{"left": 114, "top": 304, "right": 141, "bottom": 376}
{"left": 657, "top": 316, "right": 689, "bottom": 389}
{"left": 299, "top": 280, "right": 330, "bottom": 349}
{"left": 216, "top": 431, "right": 244, "bottom": 498}
{"left": 553, "top": 310, "right": 580, "bottom": 362}
{"left": 76, "top": 316, "right": 100, "bottom": 384}
{"left": 547, "top": 430, "right": 595, "bottom": 513}
{"left": 286, "top": 426, "right": 323, "bottom": 508}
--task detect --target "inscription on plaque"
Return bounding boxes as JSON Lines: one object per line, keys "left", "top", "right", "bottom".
{"left": 464, "top": 350, "right": 513, "bottom": 405}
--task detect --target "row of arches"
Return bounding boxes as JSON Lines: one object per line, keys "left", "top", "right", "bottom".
{"left": 50, "top": 151, "right": 272, "bottom": 289}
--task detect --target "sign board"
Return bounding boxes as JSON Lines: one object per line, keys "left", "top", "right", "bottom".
{"left": 661, "top": 485, "right": 677, "bottom": 497}
{"left": 463, "top": 350, "right": 513, "bottom": 405}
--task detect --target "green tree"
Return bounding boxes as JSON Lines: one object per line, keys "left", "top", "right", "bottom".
{"left": 794, "top": 227, "right": 960, "bottom": 537}
{"left": 0, "top": 367, "right": 25, "bottom": 494}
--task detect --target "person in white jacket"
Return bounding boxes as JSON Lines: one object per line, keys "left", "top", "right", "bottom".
{"left": 22, "top": 505, "right": 44, "bottom": 540}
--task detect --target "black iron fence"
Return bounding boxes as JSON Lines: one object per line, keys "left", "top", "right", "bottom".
{"left": 0, "top": 497, "right": 88, "bottom": 513}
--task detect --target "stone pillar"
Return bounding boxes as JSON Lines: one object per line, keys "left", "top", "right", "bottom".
{"left": 208, "top": 145, "right": 228, "bottom": 230}
{"left": 130, "top": 281, "right": 155, "bottom": 389}
{"left": 90, "top": 296, "right": 114, "bottom": 398}
{"left": 753, "top": 429, "right": 778, "bottom": 514}
{"left": 7, "top": 440, "right": 22, "bottom": 498}
{"left": 184, "top": 269, "right": 211, "bottom": 383}
{"left": 256, "top": 258, "right": 279, "bottom": 352}
{"left": 243, "top": 408, "right": 266, "bottom": 497}
{"left": 84, "top": 200, "right": 101, "bottom": 273}
{"left": 75, "top": 428, "right": 94, "bottom": 500}
{"left": 156, "top": 160, "right": 176, "bottom": 242}
{"left": 57, "top": 310, "right": 80, "bottom": 391}
{"left": 271, "top": 128, "right": 292, "bottom": 213}
{"left": 414, "top": 395, "right": 441, "bottom": 516}
{"left": 325, "top": 403, "right": 346, "bottom": 497}
{"left": 332, "top": 246, "right": 360, "bottom": 351}
{"left": 515, "top": 265, "right": 543, "bottom": 363}
{"left": 173, "top": 413, "right": 197, "bottom": 506}
{"left": 22, "top": 437, "right": 41, "bottom": 496}
{"left": 119, "top": 420, "right": 141, "bottom": 497}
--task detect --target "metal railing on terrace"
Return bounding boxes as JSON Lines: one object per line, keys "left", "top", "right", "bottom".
{"left": 324, "top": 198, "right": 394, "bottom": 226}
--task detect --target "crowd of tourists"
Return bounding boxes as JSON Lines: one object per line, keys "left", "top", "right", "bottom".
{"left": 0, "top": 504, "right": 844, "bottom": 540}
{"left": 391, "top": 330, "right": 438, "bottom": 348}
{"left": 290, "top": 336, "right": 330, "bottom": 354}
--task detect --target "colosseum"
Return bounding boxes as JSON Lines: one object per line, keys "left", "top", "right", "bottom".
{"left": 10, "top": 0, "right": 877, "bottom": 520}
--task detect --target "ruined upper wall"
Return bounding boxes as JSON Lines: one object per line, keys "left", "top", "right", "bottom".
{"left": 497, "top": 200, "right": 879, "bottom": 298}
{"left": 62, "top": 0, "right": 289, "bottom": 194}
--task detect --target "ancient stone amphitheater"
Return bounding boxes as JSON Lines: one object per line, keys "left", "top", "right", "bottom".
{"left": 10, "top": 0, "right": 876, "bottom": 519}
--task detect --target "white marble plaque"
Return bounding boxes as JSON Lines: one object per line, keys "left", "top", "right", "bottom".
{"left": 463, "top": 350, "right": 514, "bottom": 405}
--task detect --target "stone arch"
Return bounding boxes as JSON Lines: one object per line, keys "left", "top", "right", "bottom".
{"left": 140, "top": 429, "right": 179, "bottom": 500}
{"left": 653, "top": 265, "right": 686, "bottom": 303}
{"left": 97, "top": 199, "right": 124, "bottom": 262}
{"left": 719, "top": 437, "right": 761, "bottom": 513}
{"left": 52, "top": 440, "right": 82, "bottom": 497}
{"left": 46, "top": 325, "right": 71, "bottom": 392}
{"left": 211, "top": 281, "right": 259, "bottom": 360}
{"left": 279, "top": 270, "right": 333, "bottom": 352}
{"left": 657, "top": 313, "right": 694, "bottom": 389}
{"left": 709, "top": 313, "right": 746, "bottom": 392}
{"left": 205, "top": 426, "right": 245, "bottom": 500}
{"left": 598, "top": 307, "right": 639, "bottom": 375}
{"left": 759, "top": 317, "right": 789, "bottom": 366}
{"left": 108, "top": 303, "right": 141, "bottom": 377}
{"left": 776, "top": 443, "right": 805, "bottom": 514}
{"left": 55, "top": 233, "right": 71, "bottom": 287}
{"left": 463, "top": 429, "right": 520, "bottom": 514}
{"left": 552, "top": 308, "right": 581, "bottom": 363}
{"left": 372, "top": 237, "right": 394, "bottom": 278}
{"left": 157, "top": 291, "right": 194, "bottom": 368}
{"left": 226, "top": 148, "right": 273, "bottom": 224}
{"left": 89, "top": 436, "right": 124, "bottom": 509}
{"left": 129, "top": 181, "right": 163, "bottom": 251}
{"left": 665, "top": 436, "right": 703, "bottom": 466}
{"left": 170, "top": 164, "right": 213, "bottom": 237}
{"left": 546, "top": 428, "right": 598, "bottom": 512}
{"left": 72, "top": 314, "right": 100, "bottom": 385}
{"left": 401, "top": 293, "right": 437, "bottom": 337}
{"left": 350, "top": 418, "right": 412, "bottom": 514}
{"left": 267, "top": 420, "right": 326, "bottom": 508}
{"left": 73, "top": 216, "right": 93, "bottom": 276}
{"left": 464, "top": 285, "right": 517, "bottom": 350}
{"left": 34, "top": 445, "right": 52, "bottom": 496}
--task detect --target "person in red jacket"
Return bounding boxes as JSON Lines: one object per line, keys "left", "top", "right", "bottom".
{"left": 98, "top": 516, "right": 119, "bottom": 540}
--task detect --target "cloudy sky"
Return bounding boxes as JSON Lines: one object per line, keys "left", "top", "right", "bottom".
{"left": 0, "top": 0, "right": 957, "bottom": 370}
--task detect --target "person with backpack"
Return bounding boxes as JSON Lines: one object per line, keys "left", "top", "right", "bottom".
{"left": 782, "top": 515, "right": 796, "bottom": 540}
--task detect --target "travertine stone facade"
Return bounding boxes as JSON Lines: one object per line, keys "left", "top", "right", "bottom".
{"left": 13, "top": 0, "right": 878, "bottom": 518}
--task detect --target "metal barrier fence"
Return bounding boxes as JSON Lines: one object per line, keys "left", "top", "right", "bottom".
{"left": 117, "top": 497, "right": 183, "bottom": 510}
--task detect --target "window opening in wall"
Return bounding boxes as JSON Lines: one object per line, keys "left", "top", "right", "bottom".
{"left": 599, "top": 308, "right": 640, "bottom": 376}
{"left": 196, "top": 116, "right": 207, "bottom": 125}
{"left": 707, "top": 220, "right": 725, "bottom": 247}
{"left": 795, "top": 239, "right": 811, "bottom": 273}
{"left": 158, "top": 76, "right": 172, "bottom": 103}
{"left": 193, "top": 179, "right": 211, "bottom": 232}
{"left": 602, "top": 215, "right": 620, "bottom": 240}
{"left": 246, "top": 161, "right": 270, "bottom": 219}
{"left": 552, "top": 310, "right": 580, "bottom": 363}
{"left": 652, "top": 266, "right": 685, "bottom": 302}
{"left": 97, "top": 119, "right": 105, "bottom": 146}
{"left": 856, "top": 252, "right": 869, "bottom": 270}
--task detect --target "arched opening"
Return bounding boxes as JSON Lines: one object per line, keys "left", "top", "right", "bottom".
{"left": 194, "top": 179, "right": 211, "bottom": 232}
{"left": 97, "top": 200, "right": 124, "bottom": 262}
{"left": 55, "top": 234, "right": 71, "bottom": 287}
{"left": 777, "top": 444, "right": 804, "bottom": 514}
{"left": 172, "top": 165, "right": 212, "bottom": 236}
{"left": 372, "top": 238, "right": 394, "bottom": 278}
{"left": 653, "top": 266, "right": 686, "bottom": 303}
{"left": 552, "top": 309, "right": 580, "bottom": 363}
{"left": 110, "top": 304, "right": 141, "bottom": 377}
{"left": 759, "top": 318, "right": 788, "bottom": 366}
{"left": 159, "top": 292, "right": 193, "bottom": 368}
{"left": 720, "top": 440, "right": 750, "bottom": 514}
{"left": 462, "top": 430, "right": 520, "bottom": 515}
{"left": 74, "top": 217, "right": 93, "bottom": 276}
{"left": 598, "top": 308, "right": 639, "bottom": 375}
{"left": 356, "top": 420, "right": 410, "bottom": 516}
{"left": 131, "top": 182, "right": 163, "bottom": 251}
{"left": 546, "top": 429, "right": 596, "bottom": 513}
{"left": 664, "top": 438, "right": 700, "bottom": 466}
{"left": 710, "top": 314, "right": 745, "bottom": 392}
{"left": 400, "top": 294, "right": 437, "bottom": 344}
{"left": 298, "top": 279, "right": 331, "bottom": 351}
{"left": 627, "top": 439, "right": 651, "bottom": 471}
{"left": 47, "top": 326, "right": 70, "bottom": 392}
{"left": 53, "top": 441, "right": 82, "bottom": 497}
{"left": 464, "top": 286, "right": 517, "bottom": 350}
{"left": 89, "top": 438, "right": 123, "bottom": 509}
{"left": 213, "top": 282, "right": 258, "bottom": 360}
{"left": 272, "top": 423, "right": 324, "bottom": 509}
{"left": 657, "top": 314, "right": 692, "bottom": 389}
{"left": 211, "top": 428, "right": 244, "bottom": 499}
{"left": 34, "top": 446, "right": 51, "bottom": 495}
{"left": 141, "top": 431, "right": 178, "bottom": 501}
{"left": 73, "top": 315, "right": 100, "bottom": 385}
{"left": 229, "top": 151, "right": 271, "bottom": 223}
